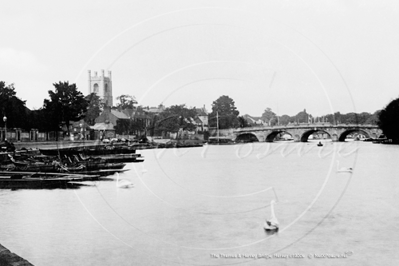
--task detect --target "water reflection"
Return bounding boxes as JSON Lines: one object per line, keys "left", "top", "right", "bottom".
{"left": 264, "top": 229, "right": 279, "bottom": 236}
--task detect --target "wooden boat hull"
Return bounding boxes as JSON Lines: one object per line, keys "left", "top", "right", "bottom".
{"left": 86, "top": 154, "right": 144, "bottom": 163}
{"left": 10, "top": 161, "right": 126, "bottom": 172}
{"left": 64, "top": 169, "right": 129, "bottom": 177}
{"left": 0, "top": 176, "right": 84, "bottom": 189}
{"left": 0, "top": 171, "right": 98, "bottom": 179}
{"left": 39, "top": 145, "right": 138, "bottom": 156}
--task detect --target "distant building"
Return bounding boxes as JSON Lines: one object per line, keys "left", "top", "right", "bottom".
{"left": 70, "top": 121, "right": 91, "bottom": 140}
{"left": 95, "top": 107, "right": 127, "bottom": 125}
{"left": 91, "top": 102, "right": 210, "bottom": 139}
{"left": 94, "top": 107, "right": 152, "bottom": 137}
{"left": 88, "top": 70, "right": 113, "bottom": 106}
{"left": 195, "top": 106, "right": 208, "bottom": 132}
{"left": 144, "top": 104, "right": 165, "bottom": 115}
{"left": 242, "top": 114, "right": 266, "bottom": 126}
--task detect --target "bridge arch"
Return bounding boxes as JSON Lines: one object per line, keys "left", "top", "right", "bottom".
{"left": 332, "top": 134, "right": 338, "bottom": 141}
{"left": 235, "top": 133, "right": 259, "bottom": 143}
{"left": 265, "top": 131, "right": 293, "bottom": 142}
{"left": 338, "top": 129, "right": 370, "bottom": 141}
{"left": 300, "top": 129, "right": 331, "bottom": 142}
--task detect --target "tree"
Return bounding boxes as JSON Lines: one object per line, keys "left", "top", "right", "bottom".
{"left": 378, "top": 98, "right": 399, "bottom": 142}
{"left": 84, "top": 93, "right": 102, "bottom": 126}
{"left": 28, "top": 108, "right": 52, "bottom": 132}
{"left": 238, "top": 116, "right": 250, "bottom": 127}
{"left": 114, "top": 117, "right": 146, "bottom": 136}
{"left": 343, "top": 112, "right": 358, "bottom": 124}
{"left": 0, "top": 81, "right": 30, "bottom": 130}
{"left": 324, "top": 114, "right": 334, "bottom": 124}
{"left": 365, "top": 110, "right": 380, "bottom": 125}
{"left": 154, "top": 105, "right": 197, "bottom": 136}
{"left": 261, "top": 108, "right": 277, "bottom": 125}
{"left": 294, "top": 109, "right": 310, "bottom": 124}
{"left": 279, "top": 114, "right": 291, "bottom": 125}
{"left": 43, "top": 82, "right": 88, "bottom": 135}
{"left": 333, "top": 112, "right": 342, "bottom": 124}
{"left": 130, "top": 117, "right": 146, "bottom": 135}
{"left": 209, "top": 95, "right": 240, "bottom": 129}
{"left": 357, "top": 112, "right": 372, "bottom": 124}
{"left": 114, "top": 119, "right": 131, "bottom": 135}
{"left": 153, "top": 114, "right": 180, "bottom": 135}
{"left": 116, "top": 94, "right": 137, "bottom": 109}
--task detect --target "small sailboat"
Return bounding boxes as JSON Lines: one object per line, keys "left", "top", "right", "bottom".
{"left": 336, "top": 161, "right": 353, "bottom": 173}
{"left": 116, "top": 173, "right": 134, "bottom": 188}
{"left": 264, "top": 200, "right": 279, "bottom": 231}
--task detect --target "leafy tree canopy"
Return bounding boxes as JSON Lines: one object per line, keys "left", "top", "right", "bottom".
{"left": 114, "top": 119, "right": 130, "bottom": 135}
{"left": 209, "top": 95, "right": 240, "bottom": 129}
{"left": 238, "top": 116, "right": 250, "bottom": 128}
{"left": 378, "top": 98, "right": 399, "bottom": 142}
{"left": 261, "top": 107, "right": 277, "bottom": 125}
{"left": 114, "top": 116, "right": 146, "bottom": 135}
{"left": 278, "top": 115, "right": 291, "bottom": 125}
{"left": 0, "top": 81, "right": 29, "bottom": 130}
{"left": 43, "top": 81, "right": 88, "bottom": 133}
{"left": 116, "top": 94, "right": 137, "bottom": 109}
{"left": 84, "top": 93, "right": 102, "bottom": 126}
{"left": 28, "top": 108, "right": 54, "bottom": 132}
{"left": 365, "top": 110, "right": 380, "bottom": 125}
{"left": 153, "top": 104, "right": 197, "bottom": 135}
{"left": 295, "top": 109, "right": 310, "bottom": 123}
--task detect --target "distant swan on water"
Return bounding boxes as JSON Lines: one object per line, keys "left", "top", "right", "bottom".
{"left": 116, "top": 173, "right": 134, "bottom": 188}
{"left": 264, "top": 200, "right": 279, "bottom": 231}
{"left": 336, "top": 160, "right": 353, "bottom": 173}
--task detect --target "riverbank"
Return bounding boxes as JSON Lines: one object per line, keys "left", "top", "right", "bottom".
{"left": 0, "top": 244, "right": 33, "bottom": 266}
{"left": 11, "top": 138, "right": 204, "bottom": 151}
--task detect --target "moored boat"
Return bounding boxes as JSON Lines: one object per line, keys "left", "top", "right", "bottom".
{"left": 0, "top": 177, "right": 82, "bottom": 189}
{"left": 6, "top": 153, "right": 126, "bottom": 173}
{"left": 78, "top": 153, "right": 144, "bottom": 163}
{"left": 39, "top": 144, "right": 138, "bottom": 156}
{"left": 0, "top": 172, "right": 88, "bottom": 189}
{"left": 0, "top": 171, "right": 99, "bottom": 180}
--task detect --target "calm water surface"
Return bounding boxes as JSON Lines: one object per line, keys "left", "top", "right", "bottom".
{"left": 1, "top": 141, "right": 398, "bottom": 265}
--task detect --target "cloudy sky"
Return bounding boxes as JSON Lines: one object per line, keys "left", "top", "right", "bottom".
{"left": 1, "top": 0, "right": 398, "bottom": 117}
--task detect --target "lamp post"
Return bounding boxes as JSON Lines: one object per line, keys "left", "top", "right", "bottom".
{"left": 3, "top": 116, "right": 7, "bottom": 141}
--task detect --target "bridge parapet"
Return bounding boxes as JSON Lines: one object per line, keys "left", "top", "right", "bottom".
{"left": 233, "top": 124, "right": 381, "bottom": 142}
{"left": 234, "top": 123, "right": 378, "bottom": 132}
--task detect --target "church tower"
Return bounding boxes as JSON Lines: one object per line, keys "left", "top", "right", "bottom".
{"left": 88, "top": 70, "right": 113, "bottom": 106}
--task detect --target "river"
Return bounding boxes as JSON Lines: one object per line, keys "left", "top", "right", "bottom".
{"left": 0, "top": 141, "right": 398, "bottom": 265}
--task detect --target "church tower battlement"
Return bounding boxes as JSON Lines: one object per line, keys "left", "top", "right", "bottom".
{"left": 88, "top": 70, "right": 113, "bottom": 106}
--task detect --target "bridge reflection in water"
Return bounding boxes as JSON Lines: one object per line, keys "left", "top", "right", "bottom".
{"left": 234, "top": 124, "right": 382, "bottom": 142}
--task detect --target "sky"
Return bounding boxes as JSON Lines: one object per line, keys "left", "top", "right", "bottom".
{"left": 1, "top": 0, "right": 399, "bottom": 117}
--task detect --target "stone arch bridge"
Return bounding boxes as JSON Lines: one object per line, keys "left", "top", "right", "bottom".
{"left": 233, "top": 124, "right": 382, "bottom": 142}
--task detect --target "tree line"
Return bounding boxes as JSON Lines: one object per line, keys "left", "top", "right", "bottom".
{"left": 1, "top": 81, "right": 91, "bottom": 138}
{"left": 1, "top": 79, "right": 398, "bottom": 141}
{"left": 257, "top": 108, "right": 380, "bottom": 127}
